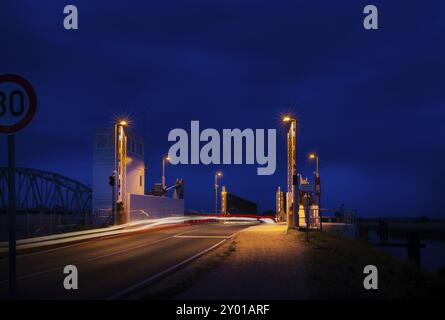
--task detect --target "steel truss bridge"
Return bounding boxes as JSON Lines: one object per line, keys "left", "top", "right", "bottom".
{"left": 0, "top": 167, "right": 92, "bottom": 215}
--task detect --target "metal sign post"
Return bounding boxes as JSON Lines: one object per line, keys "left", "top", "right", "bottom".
{"left": 0, "top": 74, "right": 37, "bottom": 299}
{"left": 7, "top": 134, "right": 16, "bottom": 298}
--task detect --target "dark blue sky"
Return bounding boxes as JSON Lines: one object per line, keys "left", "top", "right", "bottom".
{"left": 1, "top": 1, "right": 445, "bottom": 217}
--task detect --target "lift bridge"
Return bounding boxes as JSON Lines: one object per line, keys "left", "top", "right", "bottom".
{"left": 0, "top": 167, "right": 92, "bottom": 215}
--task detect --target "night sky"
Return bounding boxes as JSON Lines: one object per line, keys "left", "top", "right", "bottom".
{"left": 1, "top": 1, "right": 444, "bottom": 217}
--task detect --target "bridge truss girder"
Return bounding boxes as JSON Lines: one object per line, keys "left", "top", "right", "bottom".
{"left": 0, "top": 167, "right": 92, "bottom": 214}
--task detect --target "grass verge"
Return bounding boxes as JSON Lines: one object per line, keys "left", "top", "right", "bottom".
{"left": 299, "top": 230, "right": 445, "bottom": 299}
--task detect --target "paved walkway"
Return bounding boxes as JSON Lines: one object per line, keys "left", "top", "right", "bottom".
{"left": 176, "top": 223, "right": 310, "bottom": 300}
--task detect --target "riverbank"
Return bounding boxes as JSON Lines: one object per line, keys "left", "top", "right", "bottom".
{"left": 305, "top": 231, "right": 445, "bottom": 299}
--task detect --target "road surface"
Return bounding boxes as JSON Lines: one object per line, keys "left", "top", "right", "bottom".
{"left": 0, "top": 222, "right": 254, "bottom": 299}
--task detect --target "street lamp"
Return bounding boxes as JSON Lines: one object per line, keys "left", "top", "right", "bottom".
{"left": 282, "top": 115, "right": 298, "bottom": 229}
{"left": 162, "top": 155, "right": 171, "bottom": 191}
{"left": 113, "top": 119, "right": 128, "bottom": 225}
{"left": 214, "top": 171, "right": 223, "bottom": 214}
{"left": 308, "top": 153, "right": 319, "bottom": 176}
{"left": 308, "top": 152, "right": 321, "bottom": 231}
{"left": 282, "top": 116, "right": 292, "bottom": 122}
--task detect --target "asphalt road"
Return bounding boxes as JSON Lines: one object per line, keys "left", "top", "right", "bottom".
{"left": 0, "top": 222, "right": 254, "bottom": 299}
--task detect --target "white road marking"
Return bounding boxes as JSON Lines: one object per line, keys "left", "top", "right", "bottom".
{"left": 0, "top": 225, "right": 200, "bottom": 261}
{"left": 173, "top": 235, "right": 232, "bottom": 239}
{"left": 107, "top": 230, "right": 240, "bottom": 300}
{"left": 107, "top": 239, "right": 228, "bottom": 300}
{"left": 0, "top": 226, "right": 232, "bottom": 285}
{"left": 0, "top": 225, "right": 244, "bottom": 299}
{"left": 0, "top": 231, "right": 191, "bottom": 285}
{"left": 0, "top": 234, "right": 136, "bottom": 261}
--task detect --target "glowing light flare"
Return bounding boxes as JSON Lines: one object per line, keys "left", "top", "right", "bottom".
{"left": 282, "top": 116, "right": 292, "bottom": 122}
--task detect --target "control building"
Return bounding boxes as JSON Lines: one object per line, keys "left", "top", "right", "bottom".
{"left": 93, "top": 126, "right": 184, "bottom": 223}
{"left": 93, "top": 128, "right": 145, "bottom": 215}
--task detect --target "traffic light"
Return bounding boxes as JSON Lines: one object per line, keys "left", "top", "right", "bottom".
{"left": 109, "top": 174, "right": 116, "bottom": 186}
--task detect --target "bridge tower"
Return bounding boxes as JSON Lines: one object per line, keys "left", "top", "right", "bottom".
{"left": 93, "top": 127, "right": 145, "bottom": 223}
{"left": 286, "top": 119, "right": 298, "bottom": 228}
{"left": 221, "top": 186, "right": 227, "bottom": 216}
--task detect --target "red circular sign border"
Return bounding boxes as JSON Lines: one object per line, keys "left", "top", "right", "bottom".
{"left": 0, "top": 74, "right": 37, "bottom": 134}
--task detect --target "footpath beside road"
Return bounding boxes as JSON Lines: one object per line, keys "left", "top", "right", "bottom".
{"left": 140, "top": 223, "right": 312, "bottom": 300}
{"left": 178, "top": 223, "right": 309, "bottom": 299}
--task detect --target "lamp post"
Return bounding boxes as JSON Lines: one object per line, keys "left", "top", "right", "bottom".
{"left": 309, "top": 153, "right": 319, "bottom": 176}
{"left": 162, "top": 155, "right": 171, "bottom": 191}
{"left": 214, "top": 171, "right": 222, "bottom": 214}
{"left": 113, "top": 120, "right": 128, "bottom": 225}
{"left": 283, "top": 116, "right": 298, "bottom": 229}
{"left": 309, "top": 153, "right": 322, "bottom": 231}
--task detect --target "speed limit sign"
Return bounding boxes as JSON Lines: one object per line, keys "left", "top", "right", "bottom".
{"left": 0, "top": 73, "right": 37, "bottom": 299}
{"left": 0, "top": 74, "right": 37, "bottom": 134}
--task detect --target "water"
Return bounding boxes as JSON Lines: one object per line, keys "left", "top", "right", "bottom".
{"left": 369, "top": 231, "right": 445, "bottom": 273}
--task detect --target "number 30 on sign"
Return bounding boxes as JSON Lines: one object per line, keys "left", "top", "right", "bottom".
{"left": 0, "top": 74, "right": 37, "bottom": 134}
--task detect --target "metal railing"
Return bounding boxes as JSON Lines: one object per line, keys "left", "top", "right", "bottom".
{"left": 320, "top": 209, "right": 358, "bottom": 225}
